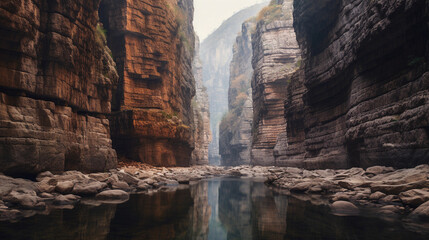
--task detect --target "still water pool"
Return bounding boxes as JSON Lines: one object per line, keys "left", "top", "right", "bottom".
{"left": 0, "top": 178, "right": 428, "bottom": 240}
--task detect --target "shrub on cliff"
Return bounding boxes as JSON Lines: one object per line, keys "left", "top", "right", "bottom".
{"left": 257, "top": 0, "right": 290, "bottom": 24}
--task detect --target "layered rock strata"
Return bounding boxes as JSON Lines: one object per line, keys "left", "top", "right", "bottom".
{"left": 200, "top": 3, "right": 267, "bottom": 164}
{"left": 191, "top": 37, "right": 211, "bottom": 165}
{"left": 251, "top": 0, "right": 300, "bottom": 166}
{"left": 219, "top": 20, "right": 255, "bottom": 166}
{"left": 282, "top": 0, "right": 429, "bottom": 169}
{"left": 100, "top": 0, "right": 196, "bottom": 166}
{"left": 0, "top": 0, "right": 118, "bottom": 175}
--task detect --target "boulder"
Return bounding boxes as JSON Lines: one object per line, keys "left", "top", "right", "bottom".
{"left": 72, "top": 181, "right": 107, "bottom": 196}
{"left": 135, "top": 171, "right": 153, "bottom": 180}
{"left": 39, "top": 193, "right": 55, "bottom": 199}
{"left": 332, "top": 193, "right": 351, "bottom": 201}
{"left": 54, "top": 171, "right": 88, "bottom": 182}
{"left": 95, "top": 190, "right": 129, "bottom": 201}
{"left": 111, "top": 181, "right": 130, "bottom": 191}
{"left": 0, "top": 175, "right": 38, "bottom": 197}
{"left": 142, "top": 178, "right": 157, "bottom": 186}
{"left": 88, "top": 173, "right": 111, "bottom": 182}
{"left": 338, "top": 177, "right": 368, "bottom": 190}
{"left": 3, "top": 190, "right": 38, "bottom": 209}
{"left": 116, "top": 171, "right": 140, "bottom": 186}
{"left": 53, "top": 194, "right": 81, "bottom": 206}
{"left": 331, "top": 201, "right": 359, "bottom": 216}
{"left": 370, "top": 180, "right": 429, "bottom": 195}
{"left": 291, "top": 182, "right": 314, "bottom": 192}
{"left": 137, "top": 181, "right": 150, "bottom": 191}
{"left": 175, "top": 175, "right": 191, "bottom": 184}
{"left": 36, "top": 171, "right": 54, "bottom": 181}
{"left": 409, "top": 201, "right": 429, "bottom": 221}
{"left": 55, "top": 181, "right": 75, "bottom": 194}
{"left": 399, "top": 189, "right": 429, "bottom": 207}
{"left": 369, "top": 191, "right": 386, "bottom": 201}
{"left": 379, "top": 195, "right": 400, "bottom": 204}
{"left": 37, "top": 178, "right": 58, "bottom": 193}
{"left": 365, "top": 166, "right": 395, "bottom": 176}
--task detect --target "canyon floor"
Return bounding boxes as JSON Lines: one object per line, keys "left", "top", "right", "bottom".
{"left": 0, "top": 163, "right": 429, "bottom": 232}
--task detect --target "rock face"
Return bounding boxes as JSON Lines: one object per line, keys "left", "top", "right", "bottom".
{"left": 251, "top": 0, "right": 300, "bottom": 166}
{"left": 219, "top": 20, "right": 255, "bottom": 166}
{"left": 280, "top": 0, "right": 429, "bottom": 169}
{"left": 191, "top": 37, "right": 211, "bottom": 165}
{"left": 100, "top": 0, "right": 196, "bottom": 166}
{"left": 0, "top": 0, "right": 118, "bottom": 175}
{"left": 200, "top": 3, "right": 267, "bottom": 165}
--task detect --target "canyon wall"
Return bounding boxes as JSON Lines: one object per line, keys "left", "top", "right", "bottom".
{"left": 219, "top": 20, "right": 255, "bottom": 166}
{"left": 280, "top": 0, "right": 429, "bottom": 169}
{"left": 191, "top": 37, "right": 211, "bottom": 165}
{"left": 100, "top": 0, "right": 197, "bottom": 167}
{"left": 0, "top": 0, "right": 118, "bottom": 175}
{"left": 251, "top": 0, "right": 300, "bottom": 166}
{"left": 200, "top": 3, "right": 267, "bottom": 165}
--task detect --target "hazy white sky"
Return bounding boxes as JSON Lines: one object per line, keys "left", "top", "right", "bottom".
{"left": 194, "top": 0, "right": 267, "bottom": 41}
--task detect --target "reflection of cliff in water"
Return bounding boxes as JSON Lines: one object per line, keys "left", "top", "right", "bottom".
{"left": 208, "top": 179, "right": 228, "bottom": 240}
{"left": 2, "top": 179, "right": 429, "bottom": 240}
{"left": 107, "top": 187, "right": 194, "bottom": 240}
{"left": 108, "top": 184, "right": 212, "bottom": 240}
{"left": 189, "top": 182, "right": 211, "bottom": 240}
{"left": 284, "top": 197, "right": 428, "bottom": 240}
{"left": 0, "top": 203, "right": 117, "bottom": 240}
{"left": 217, "top": 178, "right": 287, "bottom": 240}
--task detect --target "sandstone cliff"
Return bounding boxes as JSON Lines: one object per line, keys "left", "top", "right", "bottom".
{"left": 100, "top": 0, "right": 196, "bottom": 166}
{"left": 191, "top": 37, "right": 211, "bottom": 165}
{"left": 200, "top": 3, "right": 267, "bottom": 164}
{"left": 281, "top": 0, "right": 429, "bottom": 169}
{"left": 0, "top": 0, "right": 118, "bottom": 176}
{"left": 251, "top": 0, "right": 300, "bottom": 166}
{"left": 219, "top": 20, "right": 255, "bottom": 166}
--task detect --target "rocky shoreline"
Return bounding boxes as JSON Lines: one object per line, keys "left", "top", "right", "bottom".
{"left": 1, "top": 164, "right": 429, "bottom": 228}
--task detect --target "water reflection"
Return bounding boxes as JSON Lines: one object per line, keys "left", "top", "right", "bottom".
{"left": 1, "top": 178, "right": 429, "bottom": 240}
{"left": 0, "top": 203, "right": 117, "bottom": 240}
{"left": 107, "top": 187, "right": 195, "bottom": 240}
{"left": 217, "top": 178, "right": 287, "bottom": 240}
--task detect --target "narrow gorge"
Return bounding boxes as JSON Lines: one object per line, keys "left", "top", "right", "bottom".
{"left": 0, "top": 0, "right": 429, "bottom": 238}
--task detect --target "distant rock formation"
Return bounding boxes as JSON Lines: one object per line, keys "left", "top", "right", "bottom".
{"left": 0, "top": 0, "right": 118, "bottom": 175}
{"left": 219, "top": 20, "right": 255, "bottom": 166}
{"left": 192, "top": 36, "right": 211, "bottom": 165}
{"left": 100, "top": 0, "right": 197, "bottom": 167}
{"left": 251, "top": 0, "right": 300, "bottom": 166}
{"left": 200, "top": 2, "right": 268, "bottom": 165}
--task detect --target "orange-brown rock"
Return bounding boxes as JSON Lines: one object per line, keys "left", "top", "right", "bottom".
{"left": 251, "top": 0, "right": 300, "bottom": 166}
{"left": 0, "top": 0, "right": 118, "bottom": 175}
{"left": 100, "top": 0, "right": 196, "bottom": 166}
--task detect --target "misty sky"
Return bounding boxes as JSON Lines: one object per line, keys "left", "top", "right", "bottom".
{"left": 194, "top": 0, "right": 267, "bottom": 41}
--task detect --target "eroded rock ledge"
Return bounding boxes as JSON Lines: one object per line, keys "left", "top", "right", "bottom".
{"left": 280, "top": 0, "right": 429, "bottom": 168}
{"left": 251, "top": 0, "right": 301, "bottom": 166}
{"left": 0, "top": 0, "right": 118, "bottom": 175}
{"left": 100, "top": 0, "right": 196, "bottom": 167}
